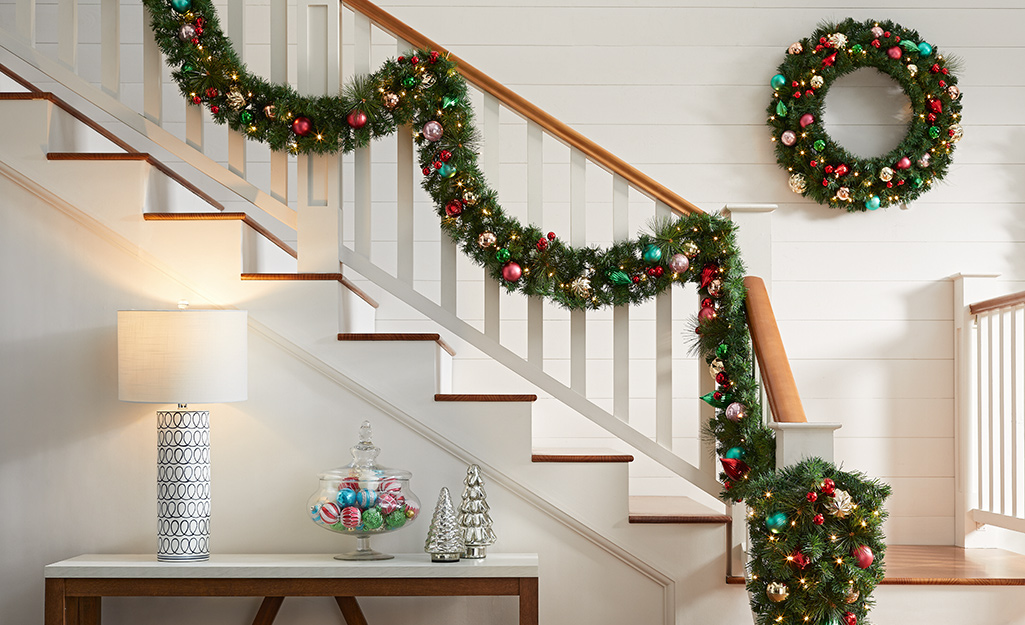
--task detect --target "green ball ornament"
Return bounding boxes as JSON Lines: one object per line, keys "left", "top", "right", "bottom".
{"left": 438, "top": 163, "right": 457, "bottom": 178}
{"left": 239, "top": 111, "right": 253, "bottom": 123}
{"left": 170, "top": 0, "right": 192, "bottom": 12}
{"left": 442, "top": 95, "right": 459, "bottom": 109}
{"left": 918, "top": 42, "right": 933, "bottom": 56}
{"left": 770, "top": 74, "right": 787, "bottom": 90}
{"left": 813, "top": 140, "right": 826, "bottom": 152}
{"left": 725, "top": 447, "right": 746, "bottom": 460}
{"left": 384, "top": 509, "right": 406, "bottom": 529}
{"left": 765, "top": 512, "right": 788, "bottom": 534}
{"left": 715, "top": 344, "right": 728, "bottom": 358}
{"left": 402, "top": 76, "right": 417, "bottom": 88}
{"left": 362, "top": 507, "right": 384, "bottom": 530}
{"left": 496, "top": 248, "right": 511, "bottom": 263}
{"left": 913, "top": 177, "right": 924, "bottom": 188}
{"left": 642, "top": 244, "right": 662, "bottom": 263}
{"left": 851, "top": 44, "right": 863, "bottom": 54}
{"left": 928, "top": 126, "right": 941, "bottom": 139}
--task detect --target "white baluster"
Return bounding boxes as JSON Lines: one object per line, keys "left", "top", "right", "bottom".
{"left": 101, "top": 0, "right": 119, "bottom": 97}
{"left": 526, "top": 121, "right": 543, "bottom": 363}
{"left": 654, "top": 201, "right": 672, "bottom": 448}
{"left": 15, "top": 0, "right": 35, "bottom": 45}
{"left": 569, "top": 149, "right": 585, "bottom": 395}
{"left": 396, "top": 37, "right": 415, "bottom": 285}
{"left": 57, "top": 0, "right": 77, "bottom": 70}
{"left": 612, "top": 175, "right": 629, "bottom": 421}
{"left": 226, "top": 0, "right": 246, "bottom": 179}
{"left": 353, "top": 11, "right": 371, "bottom": 258}
{"left": 479, "top": 92, "right": 500, "bottom": 328}
{"left": 268, "top": 0, "right": 288, "bottom": 204}
{"left": 143, "top": 21, "right": 162, "bottom": 124}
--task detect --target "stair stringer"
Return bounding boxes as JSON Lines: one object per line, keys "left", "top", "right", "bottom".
{"left": 0, "top": 109, "right": 749, "bottom": 624}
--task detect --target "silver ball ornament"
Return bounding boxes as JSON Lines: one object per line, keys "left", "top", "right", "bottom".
{"left": 179, "top": 23, "right": 197, "bottom": 41}
{"left": 917, "top": 153, "right": 931, "bottom": 168}
{"left": 788, "top": 173, "right": 807, "bottom": 194}
{"left": 477, "top": 231, "right": 497, "bottom": 248}
{"left": 879, "top": 167, "right": 893, "bottom": 182}
{"left": 668, "top": 253, "right": 689, "bottom": 274}
{"left": 422, "top": 121, "right": 443, "bottom": 142}
{"left": 836, "top": 187, "right": 851, "bottom": 201}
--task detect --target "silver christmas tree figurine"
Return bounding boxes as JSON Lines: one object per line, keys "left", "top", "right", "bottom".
{"left": 459, "top": 464, "right": 496, "bottom": 558}
{"left": 424, "top": 487, "right": 464, "bottom": 562}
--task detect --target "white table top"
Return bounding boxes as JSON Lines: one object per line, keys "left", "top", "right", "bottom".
{"left": 45, "top": 553, "right": 539, "bottom": 579}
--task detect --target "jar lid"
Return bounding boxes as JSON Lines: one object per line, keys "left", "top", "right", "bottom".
{"left": 318, "top": 421, "right": 412, "bottom": 482}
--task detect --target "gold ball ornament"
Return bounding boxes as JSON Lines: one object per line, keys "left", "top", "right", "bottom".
{"left": 879, "top": 167, "right": 894, "bottom": 182}
{"left": 226, "top": 88, "right": 246, "bottom": 111}
{"left": 263, "top": 104, "right": 277, "bottom": 119}
{"left": 477, "top": 231, "right": 497, "bottom": 248}
{"left": 827, "top": 33, "right": 848, "bottom": 49}
{"left": 707, "top": 278, "right": 724, "bottom": 297}
{"left": 907, "top": 64, "right": 918, "bottom": 77}
{"left": 569, "top": 276, "right": 592, "bottom": 299}
{"left": 766, "top": 582, "right": 789, "bottom": 603}
{"left": 826, "top": 488, "right": 854, "bottom": 518}
{"left": 845, "top": 587, "right": 860, "bottom": 604}
{"left": 810, "top": 75, "right": 824, "bottom": 89}
{"left": 462, "top": 190, "right": 479, "bottom": 206}
{"left": 382, "top": 92, "right": 400, "bottom": 109}
{"left": 837, "top": 187, "right": 851, "bottom": 201}
{"left": 682, "top": 241, "right": 700, "bottom": 259}
{"left": 949, "top": 124, "right": 964, "bottom": 143}
{"left": 789, "top": 173, "right": 807, "bottom": 194}
{"left": 788, "top": 42, "right": 803, "bottom": 55}
{"left": 948, "top": 85, "right": 961, "bottom": 100}
{"left": 709, "top": 358, "right": 726, "bottom": 380}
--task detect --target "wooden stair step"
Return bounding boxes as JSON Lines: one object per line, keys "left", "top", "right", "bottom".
{"left": 435, "top": 394, "right": 536, "bottom": 402}
{"left": 0, "top": 91, "right": 49, "bottom": 100}
{"left": 628, "top": 496, "right": 731, "bottom": 524}
{"left": 531, "top": 448, "right": 634, "bottom": 463}
{"left": 145, "top": 212, "right": 297, "bottom": 259}
{"left": 47, "top": 152, "right": 149, "bottom": 161}
{"left": 338, "top": 333, "right": 455, "bottom": 357}
{"left": 242, "top": 273, "right": 378, "bottom": 309}
{"left": 725, "top": 545, "right": 1025, "bottom": 586}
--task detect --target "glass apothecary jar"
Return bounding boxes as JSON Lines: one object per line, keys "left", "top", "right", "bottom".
{"left": 308, "top": 421, "right": 421, "bottom": 560}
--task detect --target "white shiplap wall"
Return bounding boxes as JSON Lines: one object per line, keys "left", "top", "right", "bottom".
{"left": 363, "top": 0, "right": 1025, "bottom": 545}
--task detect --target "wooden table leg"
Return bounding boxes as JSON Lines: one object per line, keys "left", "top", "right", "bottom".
{"left": 78, "top": 597, "right": 101, "bottom": 625}
{"left": 45, "top": 579, "right": 66, "bottom": 625}
{"left": 334, "top": 597, "right": 368, "bottom": 625}
{"left": 519, "top": 577, "right": 538, "bottom": 625}
{"left": 251, "top": 597, "right": 285, "bottom": 625}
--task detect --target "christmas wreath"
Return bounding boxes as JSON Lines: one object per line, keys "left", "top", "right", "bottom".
{"left": 768, "top": 18, "right": 963, "bottom": 211}
{"left": 142, "top": 1, "right": 891, "bottom": 621}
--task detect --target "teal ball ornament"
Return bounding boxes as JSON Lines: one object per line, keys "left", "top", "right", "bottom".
{"left": 865, "top": 196, "right": 881, "bottom": 211}
{"left": 770, "top": 74, "right": 787, "bottom": 90}
{"left": 725, "top": 447, "right": 745, "bottom": 460}
{"left": 642, "top": 244, "right": 662, "bottom": 263}
{"left": 438, "top": 163, "right": 457, "bottom": 178}
{"left": 171, "top": 0, "right": 192, "bottom": 12}
{"left": 765, "top": 512, "right": 788, "bottom": 534}
{"left": 918, "top": 42, "right": 933, "bottom": 56}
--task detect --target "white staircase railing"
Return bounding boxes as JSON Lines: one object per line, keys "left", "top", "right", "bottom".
{"left": 0, "top": 0, "right": 784, "bottom": 501}
{"left": 955, "top": 274, "right": 1025, "bottom": 543}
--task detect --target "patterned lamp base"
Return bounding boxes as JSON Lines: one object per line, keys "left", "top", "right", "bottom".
{"left": 156, "top": 409, "right": 211, "bottom": 562}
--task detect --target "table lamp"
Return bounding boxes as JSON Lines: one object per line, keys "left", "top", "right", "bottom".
{"left": 118, "top": 303, "right": 247, "bottom": 562}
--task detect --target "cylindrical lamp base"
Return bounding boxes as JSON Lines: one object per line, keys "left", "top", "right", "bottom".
{"left": 156, "top": 409, "right": 211, "bottom": 562}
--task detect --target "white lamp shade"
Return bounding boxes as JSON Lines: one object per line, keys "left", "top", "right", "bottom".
{"left": 118, "top": 310, "right": 248, "bottom": 404}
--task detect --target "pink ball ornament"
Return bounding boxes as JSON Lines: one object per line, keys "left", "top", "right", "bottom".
{"left": 887, "top": 46, "right": 902, "bottom": 60}
{"left": 698, "top": 307, "right": 717, "bottom": 322}
{"left": 870, "top": 26, "right": 884, "bottom": 38}
{"left": 347, "top": 110, "right": 367, "bottom": 129}
{"left": 781, "top": 130, "right": 797, "bottom": 146}
{"left": 291, "top": 116, "right": 312, "bottom": 137}
{"left": 725, "top": 402, "right": 745, "bottom": 422}
{"left": 422, "top": 120, "right": 444, "bottom": 141}
{"left": 502, "top": 262, "right": 523, "bottom": 282}
{"left": 895, "top": 156, "right": 912, "bottom": 170}
{"left": 668, "top": 253, "right": 689, "bottom": 274}
{"left": 852, "top": 545, "right": 875, "bottom": 569}
{"left": 799, "top": 113, "right": 815, "bottom": 128}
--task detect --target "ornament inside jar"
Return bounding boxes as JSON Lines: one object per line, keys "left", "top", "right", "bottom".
{"left": 308, "top": 420, "right": 421, "bottom": 560}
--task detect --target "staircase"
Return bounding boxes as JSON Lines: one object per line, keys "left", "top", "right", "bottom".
{"left": 5, "top": 2, "right": 1025, "bottom": 625}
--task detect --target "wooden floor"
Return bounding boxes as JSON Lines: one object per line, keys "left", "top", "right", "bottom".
{"left": 881, "top": 545, "right": 1025, "bottom": 585}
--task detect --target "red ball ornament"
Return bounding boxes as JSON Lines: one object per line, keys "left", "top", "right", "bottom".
{"left": 445, "top": 200, "right": 463, "bottom": 217}
{"left": 205, "top": 87, "right": 219, "bottom": 99}
{"left": 701, "top": 297, "right": 714, "bottom": 309}
{"left": 210, "top": 105, "right": 219, "bottom": 114}
{"left": 852, "top": 545, "right": 875, "bottom": 569}
{"left": 547, "top": 231, "right": 556, "bottom": 241}
{"left": 844, "top": 612, "right": 857, "bottom": 625}
{"left": 347, "top": 110, "right": 368, "bottom": 129}
{"left": 930, "top": 64, "right": 941, "bottom": 73}
{"left": 439, "top": 149, "right": 452, "bottom": 162}
{"left": 821, "top": 478, "right": 835, "bottom": 495}
{"left": 871, "top": 39, "right": 881, "bottom": 48}
{"left": 715, "top": 372, "right": 728, "bottom": 385}
{"left": 422, "top": 167, "right": 431, "bottom": 176}
{"left": 191, "top": 37, "right": 199, "bottom": 45}
{"left": 433, "top": 161, "right": 443, "bottom": 170}
{"left": 698, "top": 307, "right": 717, "bottom": 323}
{"left": 887, "top": 46, "right": 902, "bottom": 59}
{"left": 429, "top": 50, "right": 440, "bottom": 62}
{"left": 410, "top": 56, "right": 419, "bottom": 64}
{"left": 895, "top": 157, "right": 912, "bottom": 170}
{"left": 191, "top": 95, "right": 202, "bottom": 104}
{"left": 654, "top": 266, "right": 664, "bottom": 277}
{"left": 927, "top": 113, "right": 937, "bottom": 123}
{"left": 810, "top": 160, "right": 818, "bottom": 167}
{"left": 646, "top": 267, "right": 656, "bottom": 277}
{"left": 501, "top": 262, "right": 522, "bottom": 282}
{"left": 813, "top": 514, "right": 824, "bottom": 525}
{"left": 291, "top": 116, "right": 312, "bottom": 136}
{"left": 824, "top": 165, "right": 834, "bottom": 174}
{"left": 397, "top": 56, "right": 405, "bottom": 63}
{"left": 835, "top": 164, "right": 849, "bottom": 176}
{"left": 806, "top": 492, "right": 817, "bottom": 502}
{"left": 632, "top": 275, "right": 641, "bottom": 284}
{"left": 791, "top": 552, "right": 811, "bottom": 569}
{"left": 194, "top": 26, "right": 203, "bottom": 35}
{"left": 536, "top": 237, "right": 549, "bottom": 251}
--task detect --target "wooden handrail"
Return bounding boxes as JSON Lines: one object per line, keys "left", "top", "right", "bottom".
{"left": 342, "top": 0, "right": 702, "bottom": 216}
{"left": 970, "top": 290, "right": 1025, "bottom": 316}
{"left": 744, "top": 276, "right": 807, "bottom": 423}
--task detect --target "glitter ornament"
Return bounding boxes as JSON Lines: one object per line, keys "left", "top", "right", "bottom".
{"left": 569, "top": 276, "right": 592, "bottom": 299}
{"left": 478, "top": 232, "right": 497, "bottom": 248}
{"left": 382, "top": 92, "right": 399, "bottom": 109}
{"left": 385, "top": 509, "right": 407, "bottom": 529}
{"left": 495, "top": 248, "right": 511, "bottom": 263}
{"left": 422, "top": 121, "right": 443, "bottom": 141}
{"left": 766, "top": 582, "right": 789, "bottom": 602}
{"left": 682, "top": 241, "right": 700, "bottom": 258}
{"left": 918, "top": 153, "right": 931, "bottom": 168}
{"left": 668, "top": 253, "right": 689, "bottom": 274}
{"left": 239, "top": 111, "right": 253, "bottom": 124}
{"left": 870, "top": 26, "right": 884, "bottom": 38}
{"left": 362, "top": 508, "right": 384, "bottom": 530}
{"left": 788, "top": 173, "right": 807, "bottom": 194}
{"left": 463, "top": 190, "right": 478, "bottom": 205}
{"left": 827, "top": 489, "right": 854, "bottom": 517}
{"left": 402, "top": 76, "right": 417, "bottom": 88}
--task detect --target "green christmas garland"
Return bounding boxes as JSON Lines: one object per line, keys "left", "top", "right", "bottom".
{"left": 142, "top": 1, "right": 891, "bottom": 621}
{"left": 768, "top": 18, "right": 963, "bottom": 211}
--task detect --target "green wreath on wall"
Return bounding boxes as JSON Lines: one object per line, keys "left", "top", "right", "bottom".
{"left": 143, "top": 1, "right": 890, "bottom": 623}
{"left": 768, "top": 18, "right": 963, "bottom": 211}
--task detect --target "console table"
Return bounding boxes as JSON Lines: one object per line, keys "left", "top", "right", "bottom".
{"left": 45, "top": 553, "right": 539, "bottom": 625}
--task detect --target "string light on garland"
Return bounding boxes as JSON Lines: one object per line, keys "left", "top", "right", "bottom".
{"left": 768, "top": 18, "right": 963, "bottom": 211}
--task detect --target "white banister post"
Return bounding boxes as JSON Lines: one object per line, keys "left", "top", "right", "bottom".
{"left": 768, "top": 422, "right": 842, "bottom": 468}
{"left": 267, "top": 0, "right": 288, "bottom": 204}
{"left": 296, "top": 0, "right": 342, "bottom": 273}
{"left": 226, "top": 0, "right": 247, "bottom": 179}
{"left": 952, "top": 273, "right": 1000, "bottom": 548}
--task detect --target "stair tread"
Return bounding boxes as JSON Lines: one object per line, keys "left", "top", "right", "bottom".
{"left": 436, "top": 393, "right": 537, "bottom": 402}
{"left": 532, "top": 448, "right": 634, "bottom": 463}
{"left": 47, "top": 152, "right": 148, "bottom": 160}
{"left": 726, "top": 545, "right": 1025, "bottom": 586}
{"left": 145, "top": 212, "right": 297, "bottom": 259}
{"left": 628, "top": 496, "right": 730, "bottom": 524}
{"left": 242, "top": 273, "right": 378, "bottom": 309}
{"left": 339, "top": 333, "right": 454, "bottom": 357}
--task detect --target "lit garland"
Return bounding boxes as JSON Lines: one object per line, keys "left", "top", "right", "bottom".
{"left": 768, "top": 18, "right": 963, "bottom": 211}
{"left": 142, "top": 1, "right": 891, "bottom": 621}
{"left": 747, "top": 459, "right": 890, "bottom": 625}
